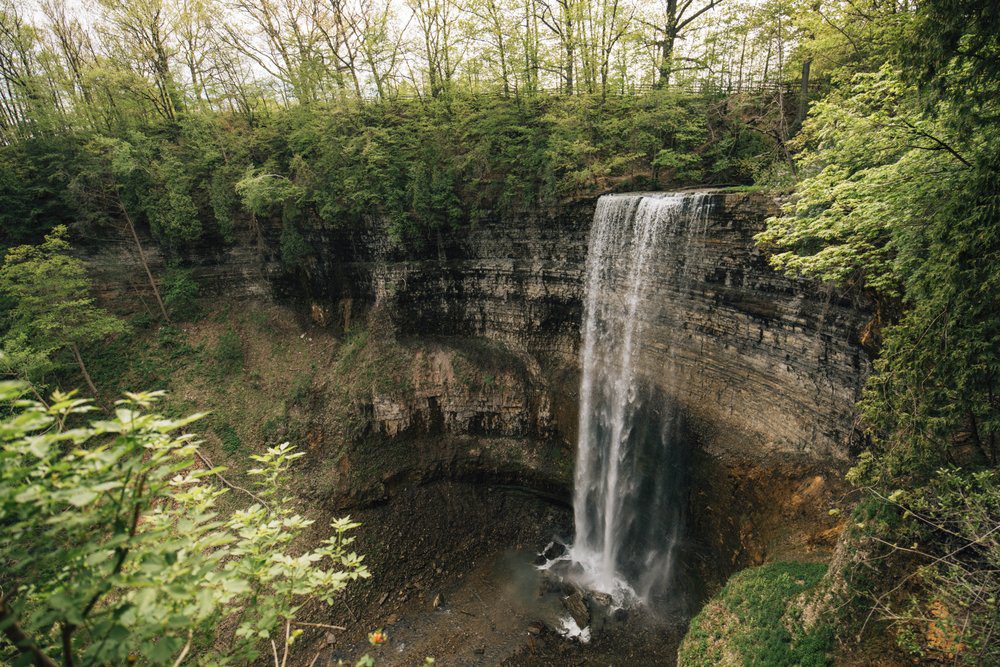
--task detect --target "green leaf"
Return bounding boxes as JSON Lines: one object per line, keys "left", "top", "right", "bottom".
{"left": 66, "top": 488, "right": 99, "bottom": 507}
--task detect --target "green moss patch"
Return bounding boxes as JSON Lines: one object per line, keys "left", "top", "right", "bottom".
{"left": 679, "top": 561, "right": 833, "bottom": 667}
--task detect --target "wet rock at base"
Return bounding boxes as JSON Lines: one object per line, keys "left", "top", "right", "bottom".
{"left": 586, "top": 591, "right": 612, "bottom": 608}
{"left": 542, "top": 540, "right": 567, "bottom": 560}
{"left": 584, "top": 590, "right": 616, "bottom": 634}
{"left": 562, "top": 591, "right": 590, "bottom": 629}
{"left": 538, "top": 571, "right": 575, "bottom": 597}
{"left": 534, "top": 539, "right": 568, "bottom": 566}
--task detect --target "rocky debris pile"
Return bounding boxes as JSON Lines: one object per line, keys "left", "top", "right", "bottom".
{"left": 525, "top": 538, "right": 629, "bottom": 645}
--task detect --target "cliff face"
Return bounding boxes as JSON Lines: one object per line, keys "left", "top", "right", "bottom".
{"left": 294, "top": 191, "right": 869, "bottom": 465}
{"left": 85, "top": 190, "right": 870, "bottom": 569}
{"left": 299, "top": 206, "right": 590, "bottom": 366}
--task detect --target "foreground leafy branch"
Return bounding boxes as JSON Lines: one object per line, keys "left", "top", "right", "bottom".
{"left": 0, "top": 382, "right": 369, "bottom": 665}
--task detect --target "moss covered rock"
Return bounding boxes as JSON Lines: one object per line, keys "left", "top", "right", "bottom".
{"left": 679, "top": 561, "right": 834, "bottom": 666}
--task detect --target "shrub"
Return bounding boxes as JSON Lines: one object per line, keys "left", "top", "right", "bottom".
{"left": 279, "top": 223, "right": 310, "bottom": 270}
{"left": 213, "top": 327, "right": 244, "bottom": 374}
{"left": 162, "top": 266, "right": 201, "bottom": 320}
{"left": 0, "top": 383, "right": 368, "bottom": 665}
{"left": 844, "top": 467, "right": 999, "bottom": 664}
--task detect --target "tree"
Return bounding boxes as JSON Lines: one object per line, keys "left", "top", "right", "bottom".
{"left": 0, "top": 332, "right": 56, "bottom": 403}
{"left": 96, "top": 0, "right": 185, "bottom": 121}
{"left": 346, "top": 0, "right": 405, "bottom": 100}
{"left": 225, "top": 0, "right": 331, "bottom": 105}
{"left": 756, "top": 2, "right": 1000, "bottom": 658}
{"left": 537, "top": 0, "right": 581, "bottom": 93}
{"left": 0, "top": 226, "right": 126, "bottom": 398}
{"left": 0, "top": 383, "right": 369, "bottom": 665}
{"left": 646, "top": 0, "right": 724, "bottom": 86}
{"left": 0, "top": 0, "right": 66, "bottom": 140}
{"left": 71, "top": 136, "right": 171, "bottom": 322}
{"left": 408, "top": 0, "right": 463, "bottom": 97}
{"left": 465, "top": 0, "right": 517, "bottom": 96}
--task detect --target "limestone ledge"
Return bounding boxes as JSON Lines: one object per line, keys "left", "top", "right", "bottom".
{"left": 83, "top": 191, "right": 871, "bottom": 467}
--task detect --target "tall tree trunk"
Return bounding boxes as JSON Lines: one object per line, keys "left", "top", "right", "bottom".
{"left": 658, "top": 31, "right": 676, "bottom": 86}
{"left": 119, "top": 202, "right": 170, "bottom": 323}
{"left": 796, "top": 58, "right": 812, "bottom": 128}
{"left": 657, "top": 0, "right": 678, "bottom": 87}
{"left": 564, "top": 3, "right": 575, "bottom": 94}
{"left": 775, "top": 17, "right": 797, "bottom": 178}
{"left": 737, "top": 20, "right": 750, "bottom": 91}
{"left": 70, "top": 342, "right": 99, "bottom": 399}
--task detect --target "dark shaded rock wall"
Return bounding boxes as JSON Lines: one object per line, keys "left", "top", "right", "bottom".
{"left": 295, "top": 192, "right": 870, "bottom": 464}
{"left": 83, "top": 228, "right": 274, "bottom": 309}
{"left": 83, "top": 189, "right": 871, "bottom": 571}
{"left": 298, "top": 205, "right": 593, "bottom": 366}
{"left": 84, "top": 191, "right": 870, "bottom": 464}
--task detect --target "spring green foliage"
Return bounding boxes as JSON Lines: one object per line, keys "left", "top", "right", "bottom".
{"left": 0, "top": 333, "right": 56, "bottom": 390}
{"left": 212, "top": 328, "right": 244, "bottom": 375}
{"left": 235, "top": 170, "right": 305, "bottom": 218}
{"left": 0, "top": 92, "right": 779, "bottom": 258}
{"left": 0, "top": 0, "right": 805, "bottom": 256}
{"left": 146, "top": 155, "right": 202, "bottom": 245}
{"left": 759, "top": 7, "right": 999, "bottom": 472}
{"left": 0, "top": 227, "right": 126, "bottom": 392}
{"left": 757, "top": 0, "right": 999, "bottom": 661}
{"left": 0, "top": 383, "right": 369, "bottom": 665}
{"left": 161, "top": 267, "right": 201, "bottom": 321}
{"left": 678, "top": 561, "right": 832, "bottom": 666}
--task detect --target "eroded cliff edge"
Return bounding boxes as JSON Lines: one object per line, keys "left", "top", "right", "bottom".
{"left": 86, "top": 190, "right": 871, "bottom": 574}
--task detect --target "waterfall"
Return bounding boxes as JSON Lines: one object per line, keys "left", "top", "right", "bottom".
{"left": 569, "top": 192, "right": 711, "bottom": 606}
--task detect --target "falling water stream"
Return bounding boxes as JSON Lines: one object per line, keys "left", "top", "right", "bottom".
{"left": 566, "top": 192, "right": 711, "bottom": 608}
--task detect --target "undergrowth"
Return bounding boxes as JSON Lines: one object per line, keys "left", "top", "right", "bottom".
{"left": 679, "top": 561, "right": 833, "bottom": 666}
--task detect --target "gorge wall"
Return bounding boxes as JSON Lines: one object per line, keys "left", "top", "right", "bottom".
{"left": 297, "top": 191, "right": 870, "bottom": 462}
{"left": 84, "top": 189, "right": 872, "bottom": 571}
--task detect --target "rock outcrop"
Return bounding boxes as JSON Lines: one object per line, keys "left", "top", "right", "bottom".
{"left": 299, "top": 191, "right": 870, "bottom": 464}
{"left": 83, "top": 189, "right": 871, "bottom": 572}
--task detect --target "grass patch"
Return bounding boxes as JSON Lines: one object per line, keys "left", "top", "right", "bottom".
{"left": 334, "top": 328, "right": 412, "bottom": 397}
{"left": 247, "top": 308, "right": 272, "bottom": 331}
{"left": 211, "top": 327, "right": 244, "bottom": 378}
{"left": 335, "top": 329, "right": 369, "bottom": 375}
{"left": 85, "top": 326, "right": 195, "bottom": 395}
{"left": 214, "top": 423, "right": 242, "bottom": 454}
{"left": 261, "top": 415, "right": 284, "bottom": 444}
{"left": 679, "top": 561, "right": 833, "bottom": 667}
{"left": 288, "top": 368, "right": 315, "bottom": 406}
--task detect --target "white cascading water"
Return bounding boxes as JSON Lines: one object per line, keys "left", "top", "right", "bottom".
{"left": 568, "top": 192, "right": 711, "bottom": 607}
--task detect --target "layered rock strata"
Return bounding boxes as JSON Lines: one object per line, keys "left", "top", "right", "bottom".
{"left": 84, "top": 190, "right": 871, "bottom": 569}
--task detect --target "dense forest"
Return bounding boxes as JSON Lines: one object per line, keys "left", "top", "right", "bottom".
{"left": 0, "top": 0, "right": 997, "bottom": 665}
{"left": 0, "top": 0, "right": 828, "bottom": 253}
